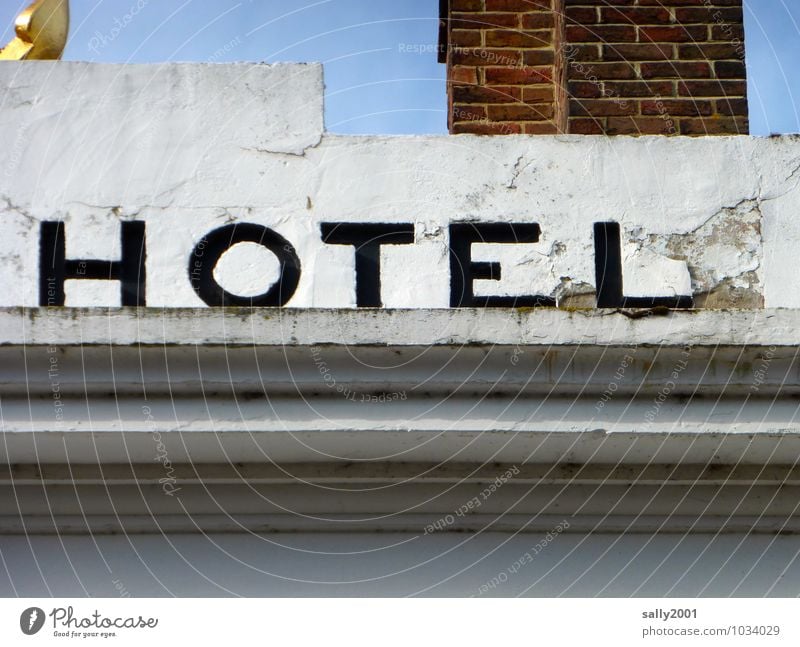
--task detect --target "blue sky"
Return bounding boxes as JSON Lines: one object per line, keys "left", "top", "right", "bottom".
{"left": 1, "top": 0, "right": 797, "bottom": 135}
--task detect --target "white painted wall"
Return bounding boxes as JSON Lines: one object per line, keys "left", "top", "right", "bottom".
{"left": 2, "top": 533, "right": 798, "bottom": 597}
{"left": 2, "top": 62, "right": 800, "bottom": 599}
{"left": 0, "top": 63, "right": 798, "bottom": 308}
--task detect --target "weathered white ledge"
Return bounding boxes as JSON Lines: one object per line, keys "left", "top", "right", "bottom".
{"left": 1, "top": 307, "right": 799, "bottom": 467}
{"left": 0, "top": 306, "right": 797, "bottom": 347}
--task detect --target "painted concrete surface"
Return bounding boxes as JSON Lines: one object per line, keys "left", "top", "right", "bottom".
{"left": 1, "top": 307, "right": 799, "bottom": 467}
{"left": 2, "top": 533, "right": 798, "bottom": 597}
{"left": 0, "top": 63, "right": 797, "bottom": 309}
{"left": 0, "top": 306, "right": 797, "bottom": 346}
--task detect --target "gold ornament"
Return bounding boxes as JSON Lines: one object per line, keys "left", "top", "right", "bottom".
{"left": 0, "top": 0, "right": 69, "bottom": 61}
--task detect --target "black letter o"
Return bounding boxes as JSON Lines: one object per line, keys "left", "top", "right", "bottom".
{"left": 189, "top": 224, "right": 301, "bottom": 307}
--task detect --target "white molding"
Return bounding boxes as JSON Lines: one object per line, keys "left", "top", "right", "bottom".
{"left": 0, "top": 307, "right": 796, "bottom": 347}
{"left": 3, "top": 307, "right": 800, "bottom": 533}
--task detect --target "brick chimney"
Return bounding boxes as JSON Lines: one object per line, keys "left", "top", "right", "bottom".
{"left": 440, "top": 0, "right": 748, "bottom": 136}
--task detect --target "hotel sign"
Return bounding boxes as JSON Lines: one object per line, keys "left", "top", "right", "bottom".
{"left": 37, "top": 220, "right": 692, "bottom": 309}
{"left": 0, "top": 62, "right": 796, "bottom": 310}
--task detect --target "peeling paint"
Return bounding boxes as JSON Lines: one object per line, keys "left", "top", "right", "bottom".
{"left": 644, "top": 199, "right": 763, "bottom": 301}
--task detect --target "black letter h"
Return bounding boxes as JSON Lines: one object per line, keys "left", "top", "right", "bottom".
{"left": 39, "top": 221, "right": 146, "bottom": 306}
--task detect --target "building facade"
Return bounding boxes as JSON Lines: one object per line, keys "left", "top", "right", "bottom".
{"left": 2, "top": 5, "right": 800, "bottom": 597}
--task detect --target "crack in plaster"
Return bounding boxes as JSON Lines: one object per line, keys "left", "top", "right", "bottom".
{"left": 507, "top": 156, "right": 535, "bottom": 190}
{"left": 757, "top": 158, "right": 800, "bottom": 204}
{"left": 0, "top": 196, "right": 35, "bottom": 223}
{"left": 240, "top": 131, "right": 324, "bottom": 159}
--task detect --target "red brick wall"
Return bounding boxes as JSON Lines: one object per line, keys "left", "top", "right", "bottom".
{"left": 445, "top": 0, "right": 567, "bottom": 135}
{"left": 441, "top": 0, "right": 748, "bottom": 135}
{"left": 565, "top": 0, "right": 748, "bottom": 135}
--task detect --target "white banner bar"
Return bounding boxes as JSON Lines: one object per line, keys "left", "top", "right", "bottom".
{"left": 1, "top": 599, "right": 796, "bottom": 646}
